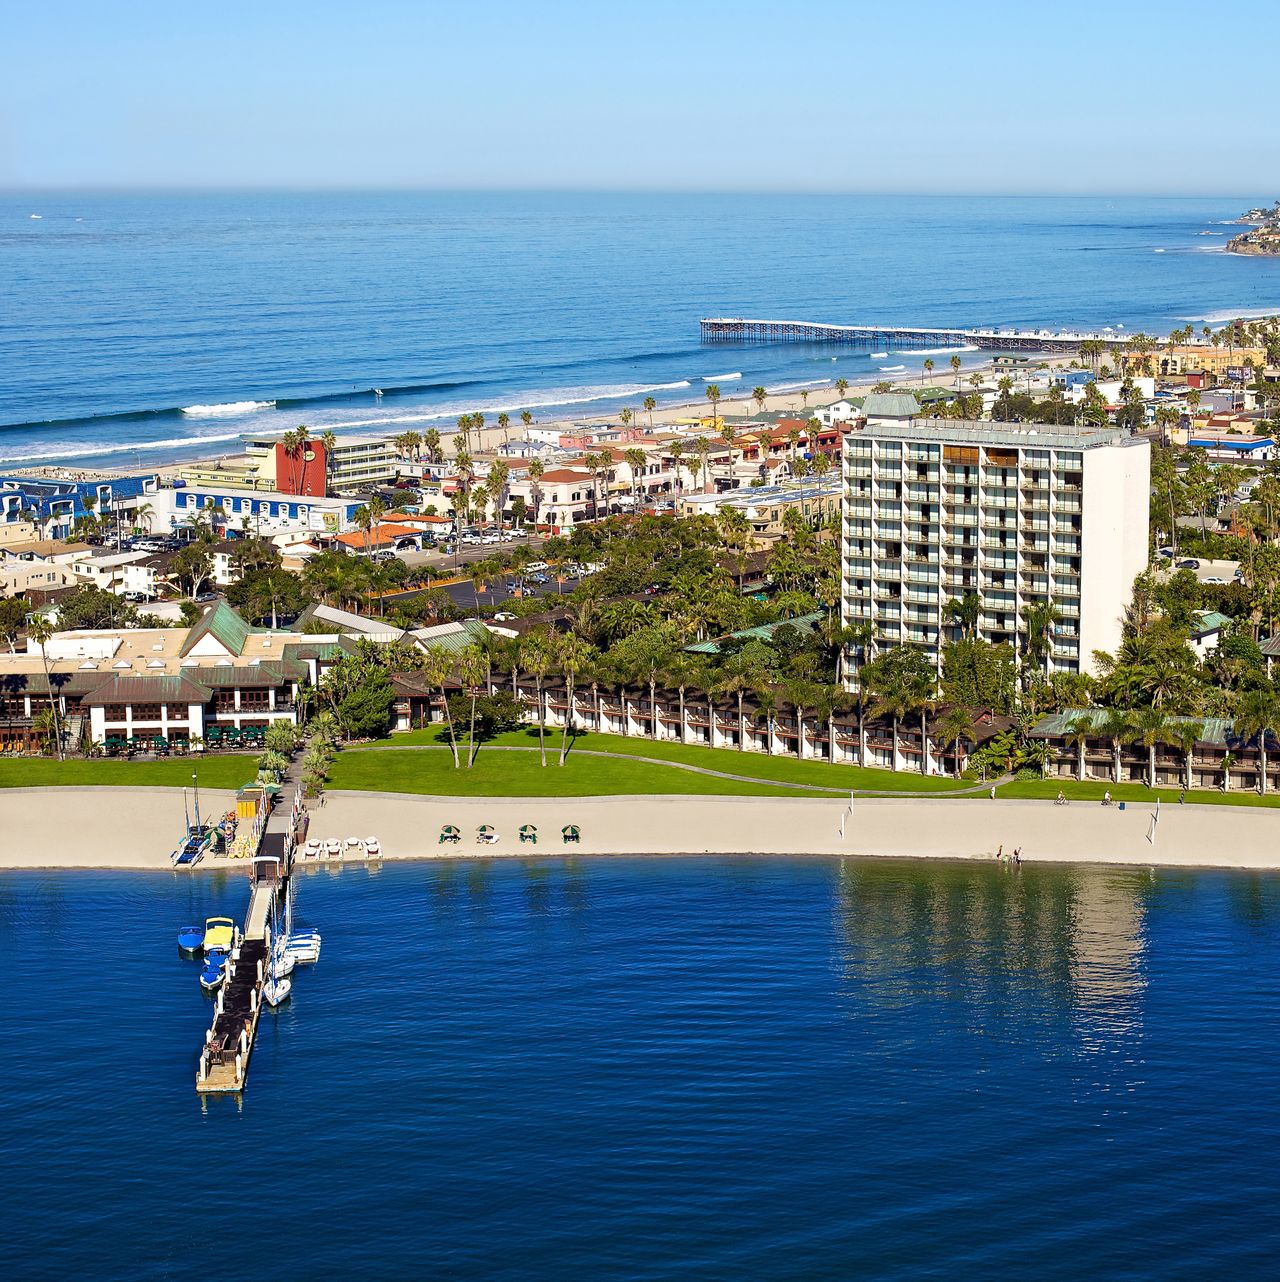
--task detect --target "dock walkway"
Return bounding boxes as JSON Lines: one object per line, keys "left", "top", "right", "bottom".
{"left": 196, "top": 760, "right": 307, "bottom": 1094}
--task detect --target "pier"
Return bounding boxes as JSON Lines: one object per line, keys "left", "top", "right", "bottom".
{"left": 699, "top": 317, "right": 1136, "bottom": 352}
{"left": 195, "top": 771, "right": 307, "bottom": 1095}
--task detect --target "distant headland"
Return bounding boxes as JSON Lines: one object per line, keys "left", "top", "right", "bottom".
{"left": 1227, "top": 201, "right": 1280, "bottom": 255}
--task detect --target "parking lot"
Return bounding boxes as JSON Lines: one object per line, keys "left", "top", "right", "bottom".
{"left": 1154, "top": 553, "right": 1241, "bottom": 585}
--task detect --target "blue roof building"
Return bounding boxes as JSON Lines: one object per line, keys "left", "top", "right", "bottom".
{"left": 0, "top": 474, "right": 159, "bottom": 537}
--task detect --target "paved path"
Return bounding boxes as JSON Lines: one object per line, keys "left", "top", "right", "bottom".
{"left": 346, "top": 742, "right": 1008, "bottom": 798}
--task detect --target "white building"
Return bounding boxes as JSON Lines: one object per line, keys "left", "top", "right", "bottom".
{"left": 841, "top": 420, "right": 1150, "bottom": 677}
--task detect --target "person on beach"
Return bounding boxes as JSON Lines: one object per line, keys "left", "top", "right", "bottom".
{"left": 990, "top": 785, "right": 996, "bottom": 800}
{"left": 996, "top": 844, "right": 1003, "bottom": 862}
{"left": 1103, "top": 790, "right": 1112, "bottom": 806}
{"left": 1013, "top": 848, "right": 1022, "bottom": 866}
{"left": 1055, "top": 791, "right": 1066, "bottom": 806}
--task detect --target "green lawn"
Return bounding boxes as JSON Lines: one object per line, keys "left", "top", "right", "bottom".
{"left": 995, "top": 776, "right": 1280, "bottom": 809}
{"left": 363, "top": 727, "right": 971, "bottom": 794}
{"left": 327, "top": 744, "right": 805, "bottom": 798}
{"left": 0, "top": 756, "right": 258, "bottom": 790}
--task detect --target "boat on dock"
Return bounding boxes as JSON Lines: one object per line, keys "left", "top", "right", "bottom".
{"left": 195, "top": 773, "right": 316, "bottom": 1094}
{"left": 202, "top": 916, "right": 235, "bottom": 953}
{"left": 172, "top": 776, "right": 221, "bottom": 866}
{"left": 199, "top": 949, "right": 229, "bottom": 992}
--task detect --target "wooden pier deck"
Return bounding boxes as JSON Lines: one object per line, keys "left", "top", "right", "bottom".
{"left": 195, "top": 767, "right": 306, "bottom": 1095}
{"left": 699, "top": 317, "right": 1136, "bottom": 353}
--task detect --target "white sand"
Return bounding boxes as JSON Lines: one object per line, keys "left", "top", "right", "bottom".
{"left": 0, "top": 787, "right": 240, "bottom": 870}
{"left": 306, "top": 792, "right": 1278, "bottom": 871}
{"left": 2, "top": 788, "right": 1272, "bottom": 872}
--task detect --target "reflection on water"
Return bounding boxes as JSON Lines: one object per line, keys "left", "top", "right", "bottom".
{"left": 834, "top": 860, "right": 1150, "bottom": 1050}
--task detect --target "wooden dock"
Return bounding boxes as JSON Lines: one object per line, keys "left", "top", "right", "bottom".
{"left": 195, "top": 770, "right": 307, "bottom": 1095}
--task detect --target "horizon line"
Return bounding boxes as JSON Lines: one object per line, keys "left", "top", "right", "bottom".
{"left": 0, "top": 184, "right": 1263, "bottom": 201}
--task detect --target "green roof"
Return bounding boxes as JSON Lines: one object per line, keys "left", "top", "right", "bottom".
{"left": 1191, "top": 610, "right": 1232, "bottom": 636}
{"left": 83, "top": 674, "right": 214, "bottom": 706}
{"left": 180, "top": 600, "right": 255, "bottom": 658}
{"left": 685, "top": 611, "right": 823, "bottom": 655}
{"left": 416, "top": 619, "right": 493, "bottom": 654}
{"left": 862, "top": 392, "right": 920, "bottom": 419}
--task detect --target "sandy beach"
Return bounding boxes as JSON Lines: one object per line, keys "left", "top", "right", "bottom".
{"left": 3, "top": 787, "right": 1277, "bottom": 872}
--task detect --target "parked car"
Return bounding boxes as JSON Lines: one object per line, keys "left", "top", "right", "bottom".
{"left": 1176, "top": 559, "right": 1200, "bottom": 570}
{"left": 1203, "top": 576, "right": 1226, "bottom": 584}
{"left": 481, "top": 533, "right": 502, "bottom": 545}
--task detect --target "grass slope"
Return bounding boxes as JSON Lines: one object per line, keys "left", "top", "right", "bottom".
{"left": 327, "top": 743, "right": 805, "bottom": 798}
{"left": 363, "top": 727, "right": 970, "bottom": 794}
{"left": 995, "top": 777, "right": 1280, "bottom": 809}
{"left": 0, "top": 757, "right": 258, "bottom": 790}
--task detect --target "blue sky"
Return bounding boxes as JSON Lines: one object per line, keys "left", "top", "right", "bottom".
{"left": 2, "top": 0, "right": 1276, "bottom": 193}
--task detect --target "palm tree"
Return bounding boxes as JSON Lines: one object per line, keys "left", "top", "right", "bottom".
{"left": 1100, "top": 708, "right": 1134, "bottom": 784}
{"left": 497, "top": 413, "right": 510, "bottom": 451}
{"left": 25, "top": 615, "right": 64, "bottom": 760}
{"left": 294, "top": 425, "right": 312, "bottom": 493}
{"left": 132, "top": 501, "right": 155, "bottom": 535}
{"left": 520, "top": 410, "right": 533, "bottom": 434}
{"left": 705, "top": 383, "right": 721, "bottom": 427}
{"left": 522, "top": 637, "right": 552, "bottom": 766}
{"left": 1170, "top": 719, "right": 1205, "bottom": 792}
{"left": 1064, "top": 712, "right": 1097, "bottom": 782}
{"left": 555, "top": 634, "right": 595, "bottom": 765}
{"left": 528, "top": 459, "right": 545, "bottom": 529}
{"left": 1132, "top": 707, "right": 1171, "bottom": 788}
{"left": 692, "top": 437, "right": 712, "bottom": 492}
{"left": 752, "top": 386, "right": 767, "bottom": 417}
{"left": 420, "top": 647, "right": 460, "bottom": 767}
{"left": 947, "top": 592, "right": 981, "bottom": 641}
{"left": 1020, "top": 599, "right": 1062, "bottom": 678}
{"left": 643, "top": 395, "right": 657, "bottom": 429}
{"left": 783, "top": 678, "right": 819, "bottom": 759}
{"left": 922, "top": 357, "right": 934, "bottom": 385}
{"left": 319, "top": 431, "right": 337, "bottom": 494}
{"left": 936, "top": 705, "right": 972, "bottom": 778}
{"left": 457, "top": 646, "right": 488, "bottom": 767}
{"left": 624, "top": 447, "right": 647, "bottom": 509}
{"left": 669, "top": 441, "right": 686, "bottom": 494}
{"left": 1235, "top": 688, "right": 1280, "bottom": 794}
{"left": 423, "top": 428, "right": 443, "bottom": 464}
{"left": 835, "top": 377, "right": 849, "bottom": 400}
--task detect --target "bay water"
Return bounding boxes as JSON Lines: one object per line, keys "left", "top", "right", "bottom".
{"left": 2, "top": 857, "right": 1277, "bottom": 1279}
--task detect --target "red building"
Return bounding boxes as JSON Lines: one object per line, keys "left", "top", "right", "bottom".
{"left": 274, "top": 441, "right": 327, "bottom": 497}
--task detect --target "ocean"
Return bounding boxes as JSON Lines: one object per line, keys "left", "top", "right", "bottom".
{"left": 2, "top": 857, "right": 1278, "bottom": 1280}
{"left": 3, "top": 192, "right": 1280, "bottom": 471}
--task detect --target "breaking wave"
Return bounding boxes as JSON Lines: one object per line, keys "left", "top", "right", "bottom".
{"left": 181, "top": 400, "right": 276, "bottom": 417}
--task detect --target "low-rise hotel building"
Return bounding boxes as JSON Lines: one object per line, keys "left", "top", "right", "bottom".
{"left": 841, "top": 420, "right": 1150, "bottom": 676}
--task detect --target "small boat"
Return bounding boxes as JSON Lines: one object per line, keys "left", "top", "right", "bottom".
{"left": 269, "top": 945, "right": 297, "bottom": 977}
{"left": 199, "top": 949, "right": 229, "bottom": 992}
{"left": 177, "top": 925, "right": 205, "bottom": 952}
{"left": 283, "top": 935, "right": 321, "bottom": 964}
{"left": 365, "top": 837, "right": 380, "bottom": 856}
{"left": 202, "top": 916, "right": 235, "bottom": 952}
{"left": 263, "top": 976, "right": 292, "bottom": 1006}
